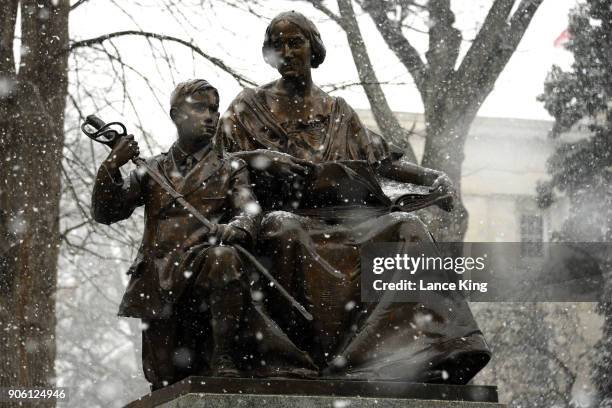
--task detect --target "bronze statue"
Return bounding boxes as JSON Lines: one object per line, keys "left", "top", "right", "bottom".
{"left": 89, "top": 11, "right": 491, "bottom": 391}
{"left": 91, "top": 80, "right": 263, "bottom": 389}
{"left": 215, "top": 11, "right": 491, "bottom": 384}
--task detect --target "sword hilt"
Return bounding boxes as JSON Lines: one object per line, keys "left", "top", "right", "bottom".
{"left": 81, "top": 114, "right": 128, "bottom": 149}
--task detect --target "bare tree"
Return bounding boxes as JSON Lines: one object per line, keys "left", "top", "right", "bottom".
{"left": 0, "top": 2, "right": 571, "bottom": 407}
{"left": 293, "top": 0, "right": 544, "bottom": 240}
{"left": 0, "top": 1, "right": 252, "bottom": 405}
{"left": 0, "top": 2, "right": 69, "bottom": 403}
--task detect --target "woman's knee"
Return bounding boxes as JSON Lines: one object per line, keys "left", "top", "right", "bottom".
{"left": 260, "top": 211, "right": 304, "bottom": 239}
{"left": 206, "top": 245, "right": 240, "bottom": 264}
{"left": 386, "top": 212, "right": 431, "bottom": 242}
{"left": 201, "top": 246, "right": 242, "bottom": 283}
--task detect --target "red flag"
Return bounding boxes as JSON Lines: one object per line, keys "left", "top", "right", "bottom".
{"left": 554, "top": 29, "right": 571, "bottom": 47}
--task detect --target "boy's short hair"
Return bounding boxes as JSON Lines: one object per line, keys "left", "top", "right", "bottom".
{"left": 169, "top": 79, "right": 219, "bottom": 113}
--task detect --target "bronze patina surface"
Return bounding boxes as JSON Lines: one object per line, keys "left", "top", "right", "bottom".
{"left": 90, "top": 80, "right": 314, "bottom": 390}
{"left": 92, "top": 12, "right": 491, "bottom": 391}
{"left": 214, "top": 11, "right": 490, "bottom": 384}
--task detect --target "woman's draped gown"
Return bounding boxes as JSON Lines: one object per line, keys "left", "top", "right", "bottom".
{"left": 215, "top": 87, "right": 491, "bottom": 384}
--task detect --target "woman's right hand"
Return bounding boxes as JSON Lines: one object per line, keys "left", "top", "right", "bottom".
{"left": 237, "top": 149, "right": 315, "bottom": 178}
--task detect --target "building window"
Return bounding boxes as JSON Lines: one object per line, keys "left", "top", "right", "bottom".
{"left": 520, "top": 214, "right": 543, "bottom": 257}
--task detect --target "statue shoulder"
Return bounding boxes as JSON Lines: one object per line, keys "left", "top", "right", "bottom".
{"left": 329, "top": 94, "right": 354, "bottom": 113}
{"left": 147, "top": 152, "right": 167, "bottom": 166}
{"left": 228, "top": 87, "right": 261, "bottom": 107}
{"left": 231, "top": 81, "right": 287, "bottom": 106}
{"left": 136, "top": 152, "right": 167, "bottom": 175}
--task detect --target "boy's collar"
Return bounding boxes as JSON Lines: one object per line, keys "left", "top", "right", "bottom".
{"left": 171, "top": 142, "right": 211, "bottom": 163}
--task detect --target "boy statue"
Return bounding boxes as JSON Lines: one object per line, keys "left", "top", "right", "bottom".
{"left": 91, "top": 79, "right": 260, "bottom": 390}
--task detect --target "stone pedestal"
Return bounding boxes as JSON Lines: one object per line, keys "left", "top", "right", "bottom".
{"left": 126, "top": 377, "right": 505, "bottom": 408}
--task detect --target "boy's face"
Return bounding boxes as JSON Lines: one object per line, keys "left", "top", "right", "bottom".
{"left": 171, "top": 88, "right": 219, "bottom": 145}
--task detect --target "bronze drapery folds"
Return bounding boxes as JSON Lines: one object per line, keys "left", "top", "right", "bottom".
{"left": 213, "top": 11, "right": 490, "bottom": 384}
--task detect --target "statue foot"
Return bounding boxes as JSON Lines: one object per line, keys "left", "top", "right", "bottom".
{"left": 210, "top": 354, "right": 241, "bottom": 378}
{"left": 255, "top": 366, "right": 319, "bottom": 379}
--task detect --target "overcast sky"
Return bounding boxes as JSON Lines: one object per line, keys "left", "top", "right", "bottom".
{"left": 66, "top": 0, "right": 579, "bottom": 146}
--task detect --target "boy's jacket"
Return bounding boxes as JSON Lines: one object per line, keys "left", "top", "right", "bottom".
{"left": 91, "top": 145, "right": 259, "bottom": 319}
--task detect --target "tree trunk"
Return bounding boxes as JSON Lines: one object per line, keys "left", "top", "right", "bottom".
{"left": 357, "top": 0, "right": 543, "bottom": 242}
{"left": 0, "top": 1, "right": 69, "bottom": 405}
{"left": 336, "top": 0, "right": 417, "bottom": 162}
{"left": 420, "top": 102, "right": 479, "bottom": 242}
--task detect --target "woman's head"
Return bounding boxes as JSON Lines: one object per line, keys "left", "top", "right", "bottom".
{"left": 262, "top": 11, "right": 326, "bottom": 78}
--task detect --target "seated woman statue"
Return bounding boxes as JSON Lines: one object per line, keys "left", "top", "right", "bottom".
{"left": 214, "top": 11, "right": 490, "bottom": 384}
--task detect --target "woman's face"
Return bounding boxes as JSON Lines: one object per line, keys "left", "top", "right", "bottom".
{"left": 268, "top": 20, "right": 312, "bottom": 79}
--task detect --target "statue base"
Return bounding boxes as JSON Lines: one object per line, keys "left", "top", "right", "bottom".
{"left": 125, "top": 377, "right": 505, "bottom": 408}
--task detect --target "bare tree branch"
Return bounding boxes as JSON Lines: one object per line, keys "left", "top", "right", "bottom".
{"left": 455, "top": 0, "right": 543, "bottom": 100}
{"left": 424, "top": 0, "right": 461, "bottom": 93}
{"left": 69, "top": 30, "right": 257, "bottom": 87}
{"left": 336, "top": 0, "right": 417, "bottom": 161}
{"left": 508, "top": 0, "right": 544, "bottom": 42}
{"left": 360, "top": 0, "right": 427, "bottom": 93}
{"left": 529, "top": 342, "right": 577, "bottom": 399}
{"left": 321, "top": 79, "right": 414, "bottom": 93}
{"left": 70, "top": 0, "right": 93, "bottom": 11}
{"left": 88, "top": 43, "right": 167, "bottom": 114}
{"left": 454, "top": 0, "right": 514, "bottom": 90}
{"left": 303, "top": 0, "right": 345, "bottom": 27}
